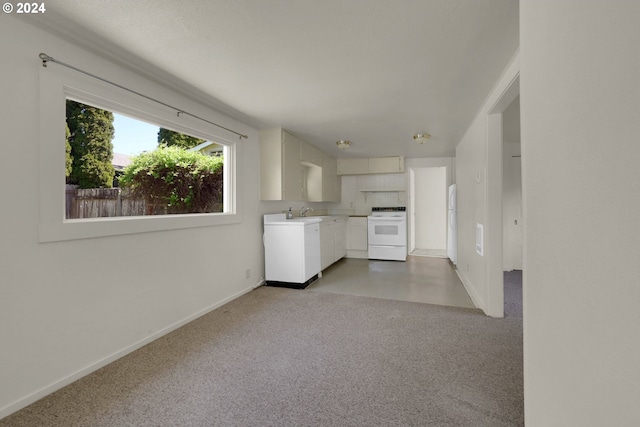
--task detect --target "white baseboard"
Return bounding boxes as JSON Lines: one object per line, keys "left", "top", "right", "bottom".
{"left": 0, "top": 285, "right": 256, "bottom": 420}
{"left": 253, "top": 277, "right": 266, "bottom": 289}
{"left": 346, "top": 249, "right": 368, "bottom": 259}
{"left": 455, "top": 268, "right": 486, "bottom": 315}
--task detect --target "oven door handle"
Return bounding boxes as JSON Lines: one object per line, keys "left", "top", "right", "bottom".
{"left": 368, "top": 218, "right": 405, "bottom": 222}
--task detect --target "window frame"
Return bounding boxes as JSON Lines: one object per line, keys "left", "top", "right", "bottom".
{"left": 39, "top": 62, "right": 241, "bottom": 243}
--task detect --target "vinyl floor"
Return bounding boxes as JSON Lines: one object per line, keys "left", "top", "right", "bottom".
{"left": 308, "top": 256, "right": 475, "bottom": 308}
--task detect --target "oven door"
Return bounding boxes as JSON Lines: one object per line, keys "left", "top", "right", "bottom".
{"left": 367, "top": 217, "right": 407, "bottom": 247}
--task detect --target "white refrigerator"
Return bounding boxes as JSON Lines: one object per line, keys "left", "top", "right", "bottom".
{"left": 447, "top": 184, "right": 457, "bottom": 265}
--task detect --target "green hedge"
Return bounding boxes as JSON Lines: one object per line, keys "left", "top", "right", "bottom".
{"left": 120, "top": 146, "right": 224, "bottom": 214}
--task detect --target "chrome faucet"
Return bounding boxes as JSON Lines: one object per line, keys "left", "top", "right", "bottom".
{"left": 299, "top": 207, "right": 313, "bottom": 217}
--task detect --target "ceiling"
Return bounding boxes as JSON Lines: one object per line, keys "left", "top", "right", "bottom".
{"left": 34, "top": 0, "right": 519, "bottom": 158}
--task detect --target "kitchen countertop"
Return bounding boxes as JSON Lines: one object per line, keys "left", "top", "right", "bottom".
{"left": 307, "top": 215, "right": 348, "bottom": 222}
{"left": 264, "top": 213, "right": 353, "bottom": 225}
{"left": 264, "top": 213, "right": 321, "bottom": 226}
{"left": 265, "top": 213, "right": 355, "bottom": 225}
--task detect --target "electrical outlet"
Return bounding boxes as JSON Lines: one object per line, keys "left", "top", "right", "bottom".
{"left": 245, "top": 269, "right": 251, "bottom": 279}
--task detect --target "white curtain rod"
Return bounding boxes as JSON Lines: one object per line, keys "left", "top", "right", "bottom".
{"left": 39, "top": 53, "right": 248, "bottom": 140}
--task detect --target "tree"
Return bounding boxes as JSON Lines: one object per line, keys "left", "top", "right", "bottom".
{"left": 120, "top": 146, "right": 224, "bottom": 214}
{"left": 157, "top": 128, "right": 205, "bottom": 149}
{"left": 65, "top": 123, "right": 72, "bottom": 178}
{"left": 66, "top": 100, "right": 115, "bottom": 188}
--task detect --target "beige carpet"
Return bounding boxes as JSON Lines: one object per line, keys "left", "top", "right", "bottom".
{"left": 1, "top": 287, "right": 523, "bottom": 426}
{"left": 504, "top": 270, "right": 523, "bottom": 318}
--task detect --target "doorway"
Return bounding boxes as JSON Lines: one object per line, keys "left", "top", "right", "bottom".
{"left": 502, "top": 96, "right": 522, "bottom": 271}
{"left": 502, "top": 96, "right": 523, "bottom": 318}
{"left": 409, "top": 166, "right": 448, "bottom": 258}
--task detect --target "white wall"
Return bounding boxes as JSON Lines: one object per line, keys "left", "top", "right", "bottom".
{"left": 521, "top": 2, "right": 640, "bottom": 425}
{"left": 0, "top": 16, "right": 265, "bottom": 418}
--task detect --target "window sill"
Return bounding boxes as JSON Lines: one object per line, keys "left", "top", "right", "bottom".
{"left": 39, "top": 212, "right": 240, "bottom": 243}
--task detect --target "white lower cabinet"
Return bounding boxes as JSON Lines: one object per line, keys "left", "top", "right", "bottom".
{"left": 319, "top": 217, "right": 348, "bottom": 271}
{"left": 334, "top": 218, "right": 347, "bottom": 261}
{"left": 346, "top": 217, "right": 368, "bottom": 258}
{"left": 263, "top": 217, "right": 321, "bottom": 285}
{"left": 320, "top": 221, "right": 335, "bottom": 271}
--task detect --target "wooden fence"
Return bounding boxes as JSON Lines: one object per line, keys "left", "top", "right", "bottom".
{"left": 66, "top": 186, "right": 147, "bottom": 219}
{"left": 65, "top": 185, "right": 223, "bottom": 219}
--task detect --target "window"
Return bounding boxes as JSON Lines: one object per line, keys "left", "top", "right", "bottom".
{"left": 39, "top": 60, "right": 241, "bottom": 242}
{"left": 65, "top": 100, "right": 227, "bottom": 219}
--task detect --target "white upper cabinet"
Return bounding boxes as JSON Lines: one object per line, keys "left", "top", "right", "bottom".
{"left": 337, "top": 158, "right": 369, "bottom": 175}
{"left": 282, "top": 131, "right": 303, "bottom": 201}
{"left": 301, "top": 141, "right": 323, "bottom": 201}
{"left": 259, "top": 128, "right": 303, "bottom": 201}
{"left": 322, "top": 153, "right": 340, "bottom": 202}
{"left": 369, "top": 156, "right": 405, "bottom": 174}
{"left": 337, "top": 156, "right": 404, "bottom": 175}
{"left": 259, "top": 128, "right": 341, "bottom": 202}
{"left": 301, "top": 141, "right": 323, "bottom": 166}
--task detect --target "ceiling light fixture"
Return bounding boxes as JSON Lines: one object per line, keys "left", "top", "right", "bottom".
{"left": 336, "top": 140, "right": 351, "bottom": 150}
{"left": 413, "top": 133, "right": 431, "bottom": 144}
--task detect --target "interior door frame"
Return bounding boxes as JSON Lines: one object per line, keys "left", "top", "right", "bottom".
{"left": 486, "top": 74, "right": 520, "bottom": 317}
{"left": 409, "top": 168, "right": 416, "bottom": 253}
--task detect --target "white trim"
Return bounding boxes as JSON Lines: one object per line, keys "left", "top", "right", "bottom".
{"left": 486, "top": 114, "right": 504, "bottom": 317}
{"left": 456, "top": 268, "right": 483, "bottom": 311}
{"left": 485, "top": 68, "right": 520, "bottom": 318}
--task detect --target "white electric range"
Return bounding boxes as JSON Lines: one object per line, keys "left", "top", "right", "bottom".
{"left": 367, "top": 207, "right": 407, "bottom": 261}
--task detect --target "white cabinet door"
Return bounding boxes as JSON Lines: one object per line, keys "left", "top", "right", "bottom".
{"left": 259, "top": 128, "right": 303, "bottom": 201}
{"left": 320, "top": 221, "right": 335, "bottom": 270}
{"left": 259, "top": 128, "right": 283, "bottom": 200}
{"left": 282, "top": 131, "right": 303, "bottom": 201}
{"left": 337, "top": 158, "right": 369, "bottom": 175}
{"left": 322, "top": 153, "right": 340, "bottom": 202}
{"left": 334, "top": 219, "right": 347, "bottom": 261}
{"left": 346, "top": 217, "right": 368, "bottom": 250}
{"left": 264, "top": 224, "right": 305, "bottom": 283}
{"left": 368, "top": 156, "right": 404, "bottom": 173}
{"left": 301, "top": 141, "right": 323, "bottom": 166}
{"left": 337, "top": 157, "right": 404, "bottom": 175}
